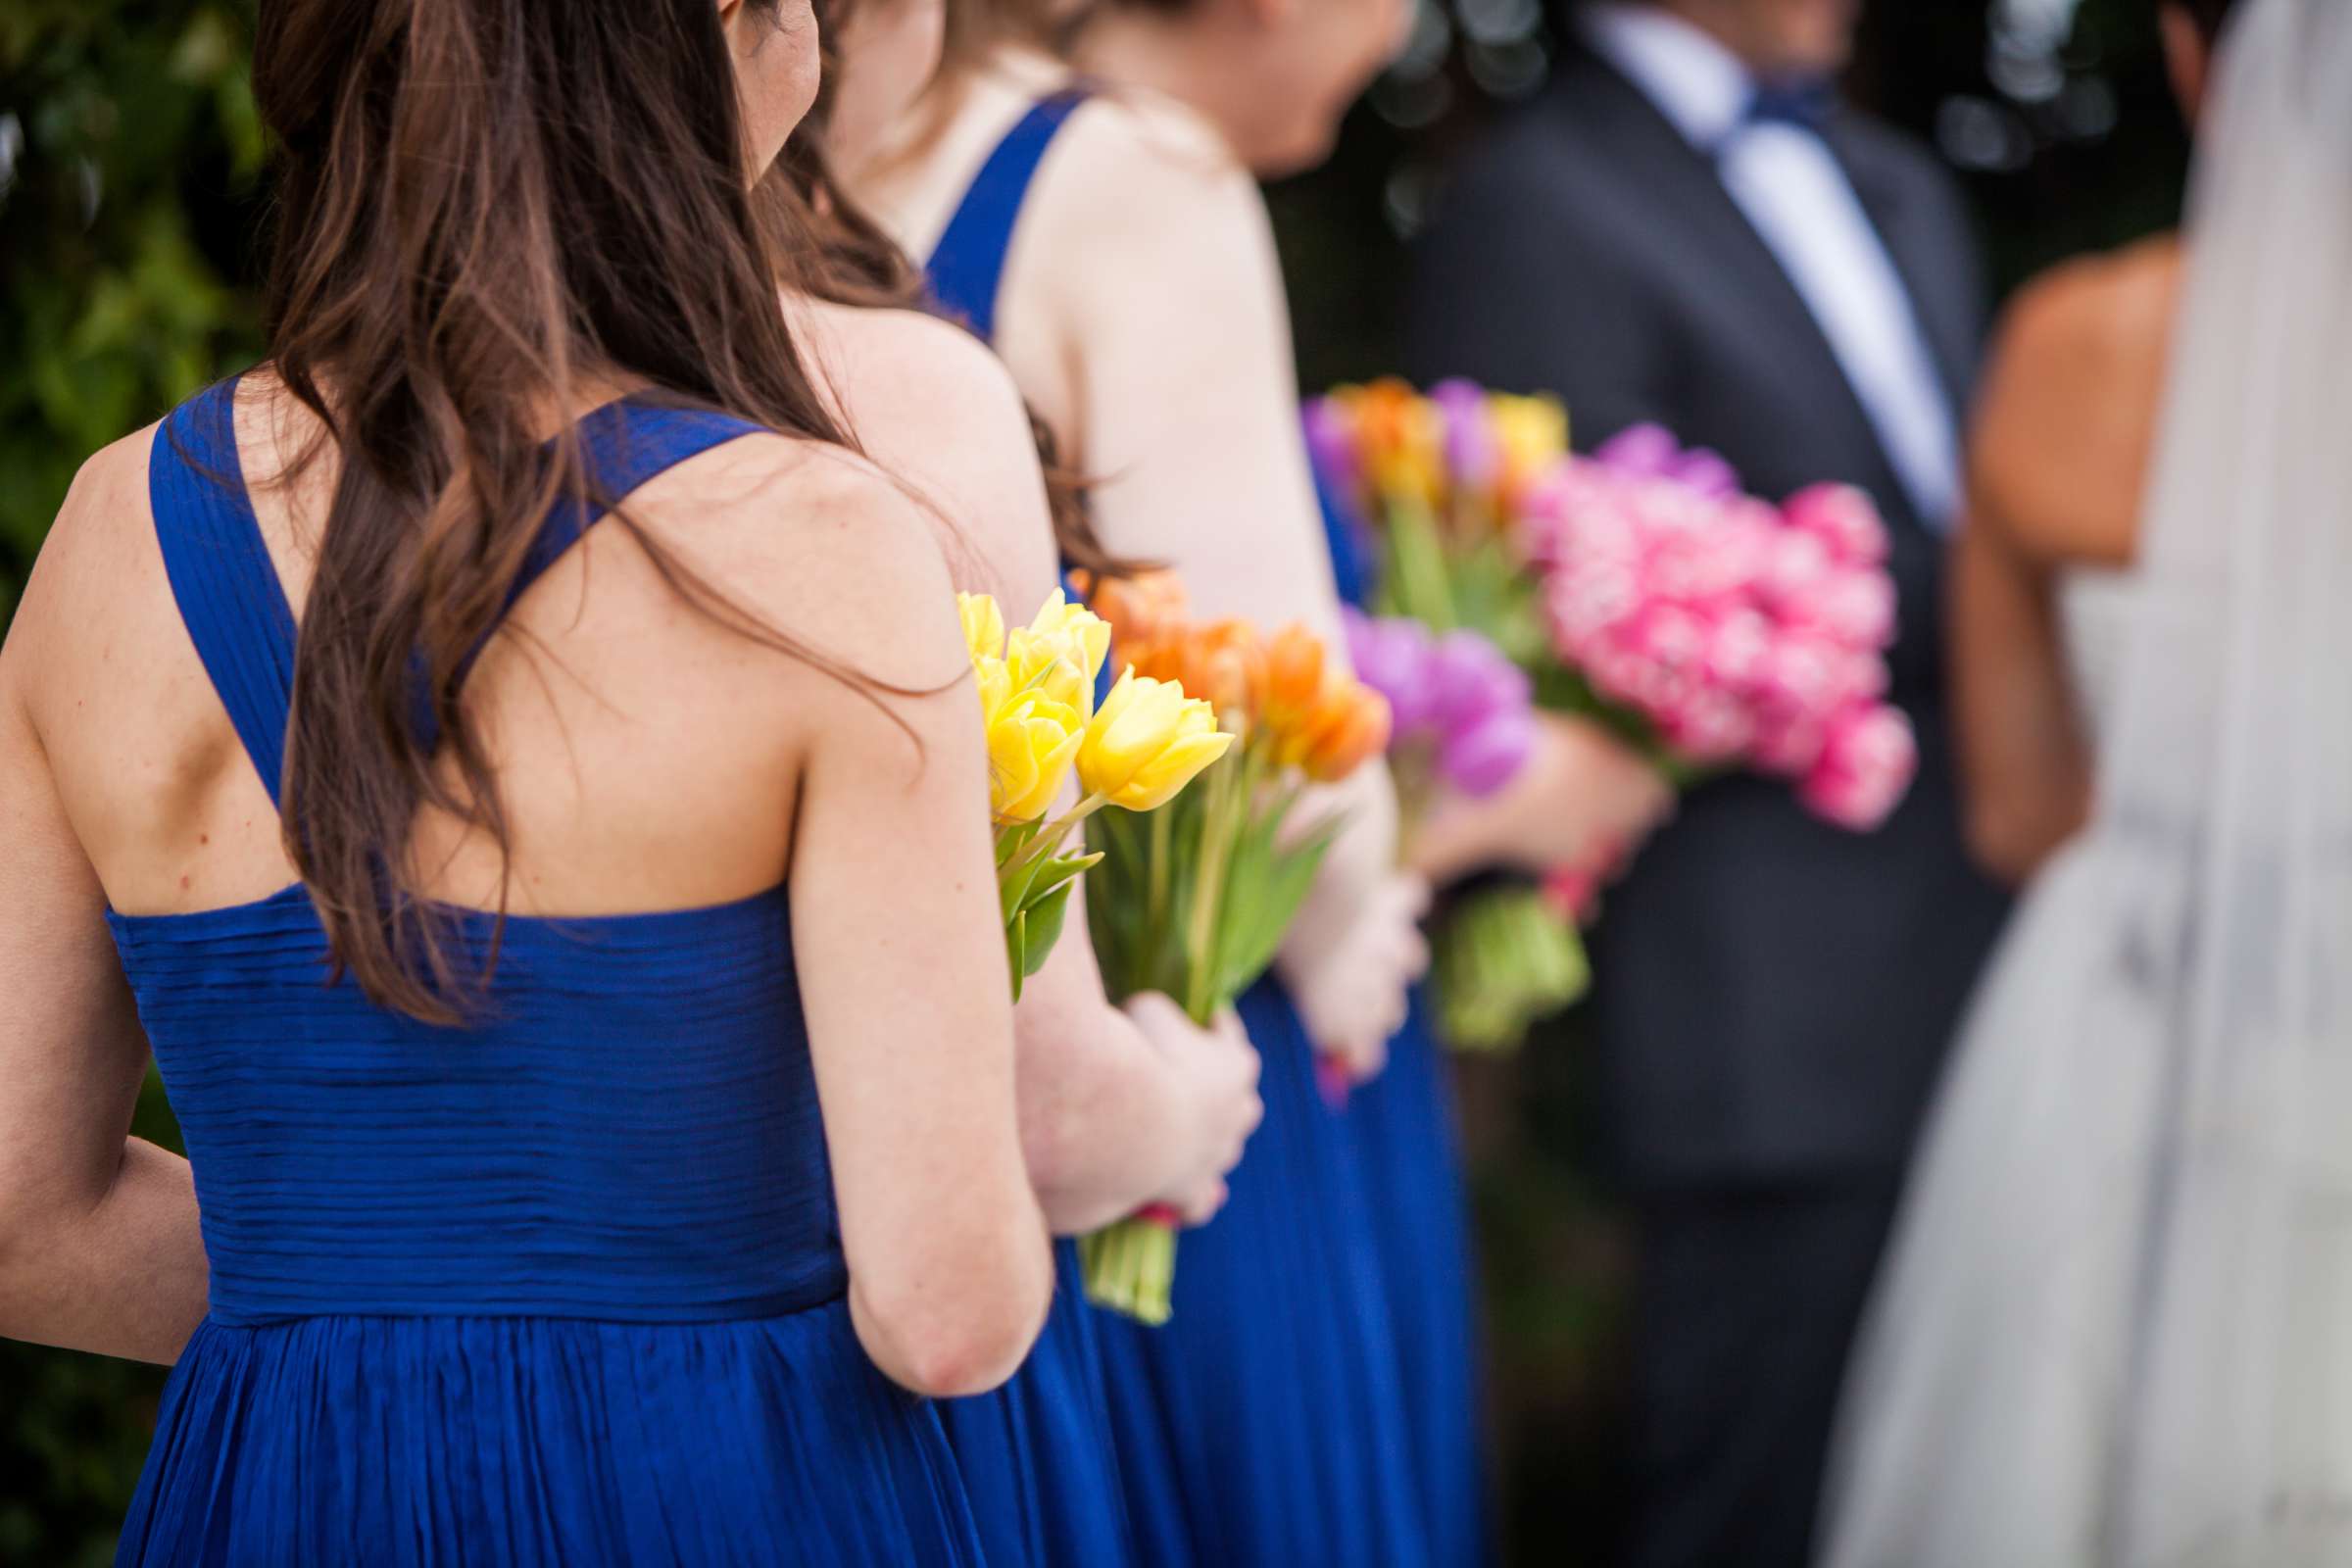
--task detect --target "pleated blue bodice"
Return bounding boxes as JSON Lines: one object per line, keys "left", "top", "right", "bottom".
{"left": 110, "top": 379, "right": 987, "bottom": 1567}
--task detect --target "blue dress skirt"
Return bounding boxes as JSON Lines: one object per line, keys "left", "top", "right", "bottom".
{"left": 1091, "top": 977, "right": 1433, "bottom": 1566}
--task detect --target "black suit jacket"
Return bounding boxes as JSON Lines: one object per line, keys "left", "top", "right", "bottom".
{"left": 1407, "top": 45, "right": 2011, "bottom": 1189}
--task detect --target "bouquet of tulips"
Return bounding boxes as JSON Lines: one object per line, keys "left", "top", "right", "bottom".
{"left": 1307, "top": 376, "right": 1568, "bottom": 666}
{"left": 1308, "top": 378, "right": 1592, "bottom": 1053}
{"left": 1525, "top": 425, "right": 1917, "bottom": 835}
{"left": 1071, "top": 570, "right": 1392, "bottom": 1324}
{"left": 959, "top": 589, "right": 1231, "bottom": 997}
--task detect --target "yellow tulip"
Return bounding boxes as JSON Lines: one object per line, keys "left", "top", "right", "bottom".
{"left": 988, "top": 687, "right": 1086, "bottom": 822}
{"left": 1080, "top": 670, "right": 1235, "bottom": 811}
{"left": 959, "top": 592, "right": 1006, "bottom": 667}
{"left": 1490, "top": 394, "right": 1569, "bottom": 502}
{"left": 1023, "top": 590, "right": 1112, "bottom": 684}
{"left": 1006, "top": 627, "right": 1094, "bottom": 714}
{"left": 974, "top": 652, "right": 1012, "bottom": 719}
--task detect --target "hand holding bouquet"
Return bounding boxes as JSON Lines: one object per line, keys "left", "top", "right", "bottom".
{"left": 1342, "top": 610, "right": 1593, "bottom": 1050}
{"left": 1071, "top": 570, "right": 1392, "bottom": 1323}
{"left": 1308, "top": 378, "right": 1595, "bottom": 1053}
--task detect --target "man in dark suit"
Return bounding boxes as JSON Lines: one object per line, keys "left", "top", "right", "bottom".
{"left": 1407, "top": 4, "right": 2011, "bottom": 1564}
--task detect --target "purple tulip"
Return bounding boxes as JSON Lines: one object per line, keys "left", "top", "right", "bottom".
{"left": 1441, "top": 710, "right": 1537, "bottom": 797}
{"left": 1426, "top": 628, "right": 1531, "bottom": 737}
{"left": 1671, "top": 447, "right": 1742, "bottom": 499}
{"left": 1593, "top": 422, "right": 1680, "bottom": 478}
{"left": 1302, "top": 399, "right": 1360, "bottom": 501}
{"left": 1343, "top": 609, "right": 1439, "bottom": 736}
{"left": 1431, "top": 378, "right": 1500, "bottom": 493}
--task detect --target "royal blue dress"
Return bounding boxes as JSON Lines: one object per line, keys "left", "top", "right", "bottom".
{"left": 923, "top": 87, "right": 1140, "bottom": 1568}
{"left": 930, "top": 93, "right": 1435, "bottom": 1567}
{"left": 1321, "top": 474, "right": 1494, "bottom": 1566}
{"left": 110, "top": 381, "right": 990, "bottom": 1567}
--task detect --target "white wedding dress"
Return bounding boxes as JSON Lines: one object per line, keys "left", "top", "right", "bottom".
{"left": 1819, "top": 4, "right": 2352, "bottom": 1563}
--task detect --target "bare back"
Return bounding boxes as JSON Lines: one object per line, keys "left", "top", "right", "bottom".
{"left": 13, "top": 375, "right": 943, "bottom": 923}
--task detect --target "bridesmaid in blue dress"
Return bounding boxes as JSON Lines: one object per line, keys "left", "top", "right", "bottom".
{"left": 785, "top": 13, "right": 1269, "bottom": 1567}
{"left": 835, "top": 13, "right": 1437, "bottom": 1565}
{"left": 0, "top": 1, "right": 1057, "bottom": 1561}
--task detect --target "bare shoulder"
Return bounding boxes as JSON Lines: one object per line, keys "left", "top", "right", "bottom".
{"left": 1991, "top": 239, "right": 2180, "bottom": 383}
{"left": 803, "top": 298, "right": 1033, "bottom": 444}
{"left": 1971, "top": 240, "right": 2180, "bottom": 568}
{"left": 1033, "top": 90, "right": 1271, "bottom": 268}
{"left": 796, "top": 298, "right": 1057, "bottom": 606}
{"left": 5, "top": 424, "right": 166, "bottom": 690}
{"left": 637, "top": 431, "right": 969, "bottom": 691}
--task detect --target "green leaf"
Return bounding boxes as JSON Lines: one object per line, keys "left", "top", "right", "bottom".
{"left": 998, "top": 848, "right": 1046, "bottom": 923}
{"left": 1023, "top": 850, "right": 1102, "bottom": 907}
{"left": 1004, "top": 908, "right": 1028, "bottom": 1002}
{"left": 1019, "top": 880, "right": 1076, "bottom": 979}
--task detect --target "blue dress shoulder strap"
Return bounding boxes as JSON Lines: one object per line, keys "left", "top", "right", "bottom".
{"left": 410, "top": 397, "right": 767, "bottom": 750}
{"left": 150, "top": 377, "right": 301, "bottom": 807}
{"left": 926, "top": 88, "right": 1092, "bottom": 344}
{"left": 147, "top": 379, "right": 767, "bottom": 793}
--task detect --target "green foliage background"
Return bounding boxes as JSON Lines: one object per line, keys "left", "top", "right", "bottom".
{"left": 0, "top": 0, "right": 264, "bottom": 630}
{"left": 1, "top": 5, "right": 256, "bottom": 1562}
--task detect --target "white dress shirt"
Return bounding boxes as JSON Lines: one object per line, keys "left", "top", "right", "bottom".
{"left": 1582, "top": 4, "right": 1962, "bottom": 529}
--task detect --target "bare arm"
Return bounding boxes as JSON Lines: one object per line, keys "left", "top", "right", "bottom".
{"left": 1948, "top": 511, "right": 2090, "bottom": 885}
{"left": 752, "top": 458, "right": 1054, "bottom": 1397}
{"left": 801, "top": 302, "right": 1259, "bottom": 1235}
{"left": 0, "top": 500, "right": 208, "bottom": 1365}
{"left": 1949, "top": 262, "right": 2160, "bottom": 885}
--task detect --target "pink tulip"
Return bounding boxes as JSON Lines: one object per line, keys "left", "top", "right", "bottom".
{"left": 1784, "top": 483, "right": 1889, "bottom": 566}
{"left": 1664, "top": 691, "right": 1757, "bottom": 764}
{"left": 1704, "top": 608, "right": 1777, "bottom": 692}
{"left": 1799, "top": 569, "right": 1898, "bottom": 651}
{"left": 1760, "top": 528, "right": 1836, "bottom": 612}
{"left": 1756, "top": 632, "right": 1845, "bottom": 720}
{"left": 1800, "top": 705, "right": 1917, "bottom": 831}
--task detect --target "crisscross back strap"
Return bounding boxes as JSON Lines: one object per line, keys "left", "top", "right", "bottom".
{"left": 150, "top": 376, "right": 301, "bottom": 805}
{"left": 925, "top": 89, "right": 1092, "bottom": 344}
{"left": 408, "top": 399, "right": 767, "bottom": 750}
{"left": 147, "top": 381, "right": 768, "bottom": 797}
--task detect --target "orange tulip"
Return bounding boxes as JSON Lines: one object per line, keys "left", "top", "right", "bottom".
{"left": 1116, "top": 632, "right": 1168, "bottom": 684}
{"left": 1299, "top": 683, "right": 1393, "bottom": 783}
{"left": 1260, "top": 622, "right": 1328, "bottom": 735}
{"left": 1177, "top": 620, "right": 1266, "bottom": 725}
{"left": 1074, "top": 568, "right": 1190, "bottom": 653}
{"left": 1354, "top": 378, "right": 1444, "bottom": 509}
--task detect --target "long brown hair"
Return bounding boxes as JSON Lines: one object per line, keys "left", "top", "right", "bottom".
{"left": 253, "top": 0, "right": 861, "bottom": 1022}
{"left": 776, "top": 0, "right": 1125, "bottom": 575}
